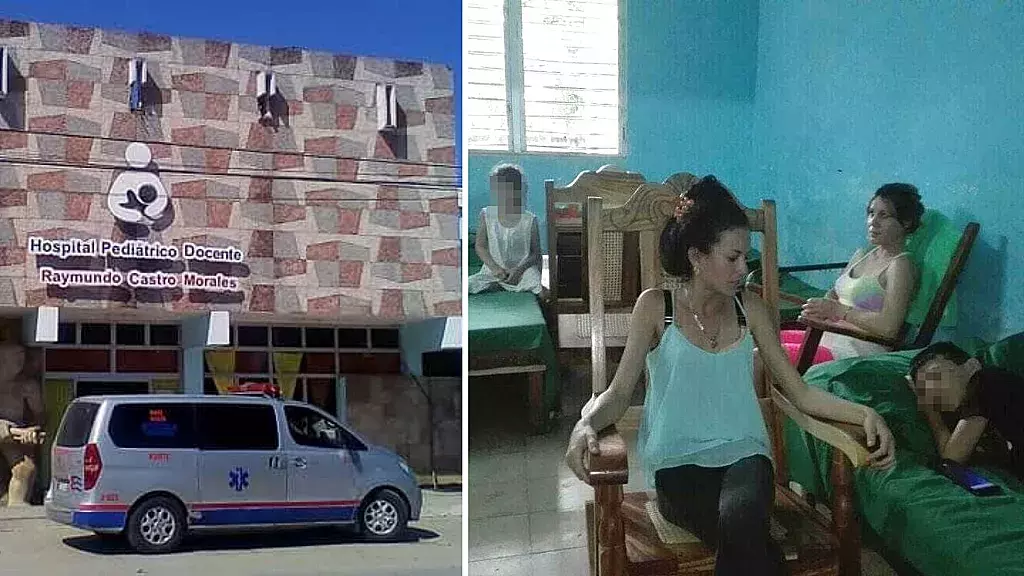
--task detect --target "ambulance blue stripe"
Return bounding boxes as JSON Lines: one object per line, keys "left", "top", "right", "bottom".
{"left": 72, "top": 511, "right": 127, "bottom": 530}
{"left": 69, "top": 503, "right": 359, "bottom": 529}
{"left": 192, "top": 504, "right": 357, "bottom": 525}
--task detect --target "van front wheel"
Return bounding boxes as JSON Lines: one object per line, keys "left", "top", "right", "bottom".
{"left": 358, "top": 489, "right": 408, "bottom": 541}
{"left": 125, "top": 496, "right": 186, "bottom": 554}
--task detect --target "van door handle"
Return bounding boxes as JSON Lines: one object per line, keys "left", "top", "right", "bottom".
{"left": 292, "top": 457, "right": 307, "bottom": 469}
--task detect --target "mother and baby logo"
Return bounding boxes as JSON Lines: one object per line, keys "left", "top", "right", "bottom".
{"left": 27, "top": 142, "right": 246, "bottom": 293}
{"left": 107, "top": 142, "right": 171, "bottom": 228}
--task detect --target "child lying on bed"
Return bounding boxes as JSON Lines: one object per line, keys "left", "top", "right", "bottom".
{"left": 468, "top": 164, "right": 546, "bottom": 297}
{"left": 907, "top": 341, "right": 1024, "bottom": 479}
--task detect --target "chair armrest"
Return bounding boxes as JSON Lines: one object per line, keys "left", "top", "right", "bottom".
{"left": 584, "top": 426, "right": 629, "bottom": 486}
{"left": 770, "top": 388, "right": 871, "bottom": 468}
{"left": 779, "top": 262, "right": 848, "bottom": 274}
{"left": 799, "top": 316, "right": 898, "bottom": 348}
{"left": 745, "top": 281, "right": 809, "bottom": 307}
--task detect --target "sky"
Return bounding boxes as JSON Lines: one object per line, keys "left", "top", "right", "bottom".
{"left": 3, "top": 0, "right": 462, "bottom": 162}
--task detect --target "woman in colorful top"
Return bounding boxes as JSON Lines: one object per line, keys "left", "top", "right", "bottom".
{"left": 564, "top": 176, "right": 896, "bottom": 576}
{"left": 782, "top": 183, "right": 923, "bottom": 364}
{"left": 468, "top": 163, "right": 545, "bottom": 297}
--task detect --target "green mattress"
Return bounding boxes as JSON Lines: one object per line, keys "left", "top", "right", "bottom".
{"left": 467, "top": 233, "right": 559, "bottom": 425}
{"left": 467, "top": 291, "right": 559, "bottom": 425}
{"left": 783, "top": 334, "right": 1024, "bottom": 576}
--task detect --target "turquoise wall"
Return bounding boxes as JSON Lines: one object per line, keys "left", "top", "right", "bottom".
{"left": 470, "top": 1, "right": 1023, "bottom": 341}
{"left": 467, "top": 0, "right": 760, "bottom": 252}
{"left": 753, "top": 2, "right": 1024, "bottom": 341}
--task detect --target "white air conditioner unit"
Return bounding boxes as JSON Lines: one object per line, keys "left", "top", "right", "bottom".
{"left": 0, "top": 47, "right": 9, "bottom": 100}
{"left": 376, "top": 83, "right": 397, "bottom": 131}
{"left": 256, "top": 71, "right": 277, "bottom": 122}
{"left": 127, "top": 57, "right": 147, "bottom": 111}
{"left": 127, "top": 57, "right": 148, "bottom": 86}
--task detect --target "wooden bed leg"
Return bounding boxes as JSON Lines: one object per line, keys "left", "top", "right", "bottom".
{"left": 586, "top": 500, "right": 598, "bottom": 576}
{"left": 831, "top": 450, "right": 861, "bottom": 576}
{"left": 528, "top": 370, "right": 544, "bottom": 433}
{"left": 595, "top": 484, "right": 626, "bottom": 576}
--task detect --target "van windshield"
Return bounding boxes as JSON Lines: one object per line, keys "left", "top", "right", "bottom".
{"left": 56, "top": 402, "right": 101, "bottom": 447}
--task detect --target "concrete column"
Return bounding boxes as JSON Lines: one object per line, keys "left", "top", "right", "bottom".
{"left": 180, "top": 311, "right": 231, "bottom": 395}
{"left": 336, "top": 376, "right": 347, "bottom": 424}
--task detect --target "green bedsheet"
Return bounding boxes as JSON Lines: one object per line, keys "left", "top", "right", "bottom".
{"left": 467, "top": 289, "right": 559, "bottom": 427}
{"left": 784, "top": 335, "right": 1024, "bottom": 576}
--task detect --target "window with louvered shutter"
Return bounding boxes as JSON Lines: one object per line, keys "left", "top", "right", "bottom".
{"left": 466, "top": 0, "right": 621, "bottom": 155}
{"left": 466, "top": 0, "right": 511, "bottom": 151}
{"left": 521, "top": 0, "right": 620, "bottom": 154}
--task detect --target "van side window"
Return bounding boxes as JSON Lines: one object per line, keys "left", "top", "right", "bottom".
{"left": 285, "top": 405, "right": 360, "bottom": 450}
{"left": 196, "top": 404, "right": 278, "bottom": 450}
{"left": 56, "top": 402, "right": 101, "bottom": 448}
{"left": 108, "top": 403, "right": 196, "bottom": 449}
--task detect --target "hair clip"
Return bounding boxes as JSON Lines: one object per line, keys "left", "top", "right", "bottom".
{"left": 674, "top": 195, "right": 694, "bottom": 221}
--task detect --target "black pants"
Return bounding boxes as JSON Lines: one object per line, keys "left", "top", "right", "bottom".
{"left": 655, "top": 454, "right": 786, "bottom": 576}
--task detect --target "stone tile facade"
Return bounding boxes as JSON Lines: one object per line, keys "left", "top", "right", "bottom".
{"left": 0, "top": 20, "right": 461, "bottom": 321}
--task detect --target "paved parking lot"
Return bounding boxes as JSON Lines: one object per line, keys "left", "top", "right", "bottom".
{"left": 0, "top": 489, "right": 462, "bottom": 576}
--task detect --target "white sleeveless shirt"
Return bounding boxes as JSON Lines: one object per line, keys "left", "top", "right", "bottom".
{"left": 481, "top": 206, "right": 535, "bottom": 270}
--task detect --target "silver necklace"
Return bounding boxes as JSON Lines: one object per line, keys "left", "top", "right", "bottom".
{"left": 682, "top": 289, "right": 722, "bottom": 349}
{"left": 691, "top": 309, "right": 719, "bottom": 349}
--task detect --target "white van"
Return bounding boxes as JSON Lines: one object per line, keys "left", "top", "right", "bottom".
{"left": 44, "top": 386, "right": 422, "bottom": 553}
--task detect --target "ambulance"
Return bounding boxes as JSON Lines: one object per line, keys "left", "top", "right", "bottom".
{"left": 44, "top": 383, "right": 421, "bottom": 553}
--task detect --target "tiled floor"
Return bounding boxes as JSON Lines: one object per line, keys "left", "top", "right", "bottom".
{"left": 468, "top": 417, "right": 593, "bottom": 574}
{"left": 467, "top": 364, "right": 900, "bottom": 576}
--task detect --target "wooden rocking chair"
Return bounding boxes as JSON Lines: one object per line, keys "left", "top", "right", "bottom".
{"left": 580, "top": 174, "right": 874, "bottom": 576}
{"left": 748, "top": 217, "right": 980, "bottom": 374}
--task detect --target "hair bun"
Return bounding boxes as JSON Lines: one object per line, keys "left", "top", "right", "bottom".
{"left": 683, "top": 175, "right": 735, "bottom": 208}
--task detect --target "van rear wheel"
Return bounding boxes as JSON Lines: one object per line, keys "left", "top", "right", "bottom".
{"left": 358, "top": 489, "right": 408, "bottom": 541}
{"left": 126, "top": 496, "right": 186, "bottom": 554}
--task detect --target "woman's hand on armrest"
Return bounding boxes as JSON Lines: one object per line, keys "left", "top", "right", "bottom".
{"left": 566, "top": 418, "right": 600, "bottom": 481}
{"left": 564, "top": 288, "right": 660, "bottom": 481}
{"left": 744, "top": 288, "right": 896, "bottom": 469}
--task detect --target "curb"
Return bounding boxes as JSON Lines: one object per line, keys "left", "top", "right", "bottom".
{"left": 0, "top": 508, "right": 46, "bottom": 521}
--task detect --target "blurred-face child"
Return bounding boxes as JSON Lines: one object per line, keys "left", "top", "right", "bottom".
{"left": 490, "top": 172, "right": 523, "bottom": 217}
{"left": 911, "top": 355, "right": 973, "bottom": 411}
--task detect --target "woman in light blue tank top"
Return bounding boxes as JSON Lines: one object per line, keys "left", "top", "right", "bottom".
{"left": 565, "top": 176, "right": 899, "bottom": 576}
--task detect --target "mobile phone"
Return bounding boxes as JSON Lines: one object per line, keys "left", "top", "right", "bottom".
{"left": 938, "top": 459, "right": 1003, "bottom": 496}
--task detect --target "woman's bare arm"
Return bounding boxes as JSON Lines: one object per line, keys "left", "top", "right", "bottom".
{"left": 746, "top": 289, "right": 895, "bottom": 467}
{"left": 746, "top": 290, "right": 870, "bottom": 423}
{"left": 580, "top": 289, "right": 660, "bottom": 433}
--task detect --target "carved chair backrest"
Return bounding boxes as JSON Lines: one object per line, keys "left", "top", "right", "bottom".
{"left": 546, "top": 166, "right": 647, "bottom": 306}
